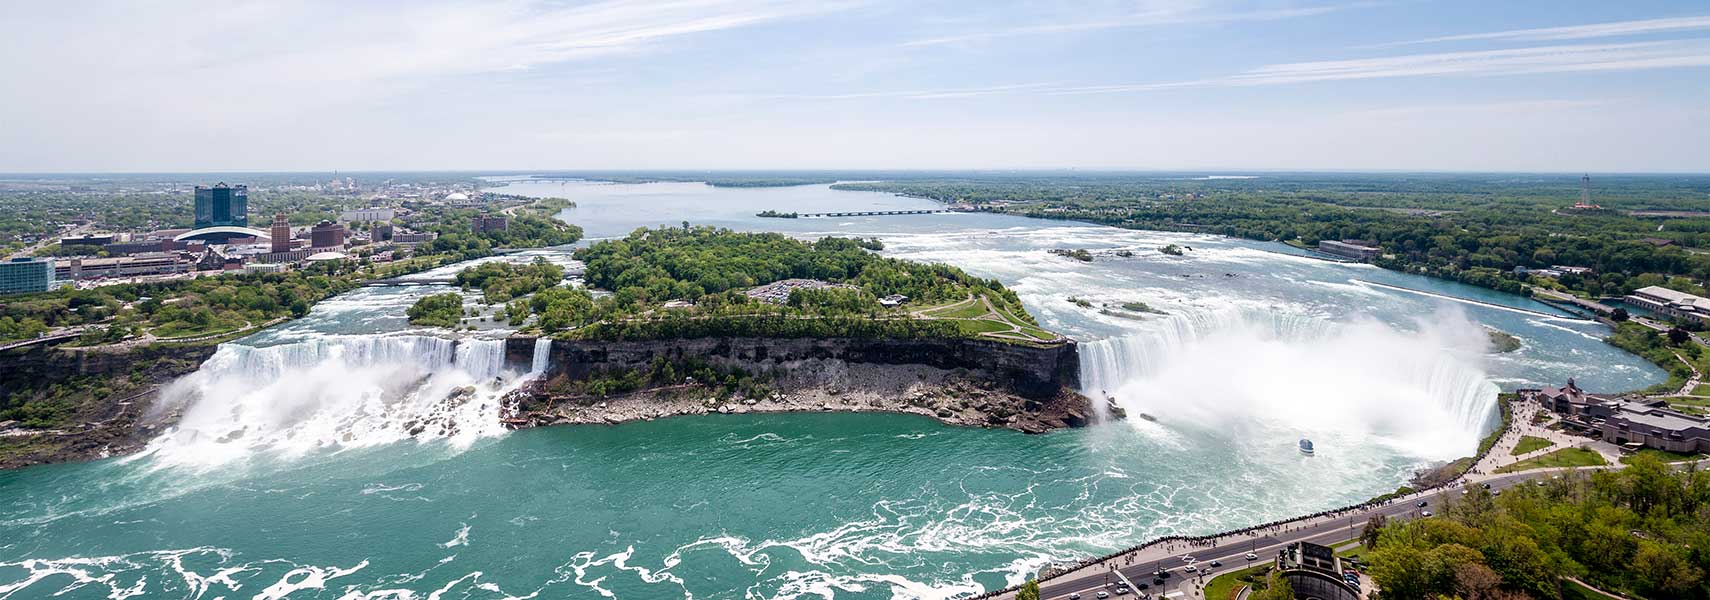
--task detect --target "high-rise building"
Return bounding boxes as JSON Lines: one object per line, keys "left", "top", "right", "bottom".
{"left": 471, "top": 215, "right": 509, "bottom": 234}
{"left": 310, "top": 220, "right": 346, "bottom": 249}
{"left": 0, "top": 257, "right": 57, "bottom": 295}
{"left": 194, "top": 182, "right": 249, "bottom": 229}
{"left": 340, "top": 207, "right": 396, "bottom": 222}
{"left": 270, "top": 214, "right": 292, "bottom": 253}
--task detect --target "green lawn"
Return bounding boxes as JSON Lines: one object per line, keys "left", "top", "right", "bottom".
{"left": 956, "top": 319, "right": 1014, "bottom": 335}
{"left": 920, "top": 299, "right": 989, "bottom": 319}
{"left": 1337, "top": 544, "right": 1371, "bottom": 562}
{"left": 1204, "top": 565, "right": 1270, "bottom": 600}
{"left": 1667, "top": 395, "right": 1710, "bottom": 407}
{"left": 1497, "top": 447, "right": 1607, "bottom": 473}
{"left": 1621, "top": 448, "right": 1704, "bottom": 464}
{"left": 1512, "top": 435, "right": 1554, "bottom": 456}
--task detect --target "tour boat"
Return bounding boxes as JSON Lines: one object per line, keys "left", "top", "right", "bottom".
{"left": 1299, "top": 438, "right": 1315, "bottom": 455}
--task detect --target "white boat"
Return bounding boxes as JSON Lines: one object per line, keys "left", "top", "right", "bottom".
{"left": 1299, "top": 438, "right": 1315, "bottom": 455}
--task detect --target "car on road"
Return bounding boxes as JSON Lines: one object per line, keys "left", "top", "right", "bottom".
{"left": 1184, "top": 565, "right": 1197, "bottom": 573}
{"left": 1244, "top": 552, "right": 1258, "bottom": 561}
{"left": 1116, "top": 586, "right": 1130, "bottom": 595}
{"left": 1069, "top": 594, "right": 1080, "bottom": 600}
{"left": 1209, "top": 560, "right": 1222, "bottom": 568}
{"left": 1096, "top": 592, "right": 1109, "bottom": 599}
{"left": 1137, "top": 583, "right": 1149, "bottom": 590}
{"left": 1422, "top": 510, "right": 1433, "bottom": 517}
{"left": 1153, "top": 577, "right": 1165, "bottom": 585}
{"left": 1416, "top": 500, "right": 1428, "bottom": 507}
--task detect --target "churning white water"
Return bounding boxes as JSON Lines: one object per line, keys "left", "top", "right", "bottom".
{"left": 142, "top": 335, "right": 525, "bottom": 467}
{"left": 1080, "top": 307, "right": 1499, "bottom": 461}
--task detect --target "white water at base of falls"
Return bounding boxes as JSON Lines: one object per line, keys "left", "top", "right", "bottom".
{"left": 141, "top": 335, "right": 527, "bottom": 467}
{"left": 1079, "top": 307, "right": 1499, "bottom": 462}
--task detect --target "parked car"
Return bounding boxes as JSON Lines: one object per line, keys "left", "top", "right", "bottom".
{"left": 1209, "top": 560, "right": 1222, "bottom": 568}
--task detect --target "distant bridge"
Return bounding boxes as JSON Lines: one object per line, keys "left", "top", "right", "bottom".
{"left": 798, "top": 210, "right": 952, "bottom": 218}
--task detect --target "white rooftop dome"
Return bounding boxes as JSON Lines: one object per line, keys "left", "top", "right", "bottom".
{"left": 305, "top": 251, "right": 349, "bottom": 262}
{"left": 444, "top": 192, "right": 470, "bottom": 201}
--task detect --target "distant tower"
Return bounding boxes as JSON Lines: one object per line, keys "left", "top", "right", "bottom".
{"left": 1571, "top": 174, "right": 1601, "bottom": 210}
{"left": 270, "top": 214, "right": 291, "bottom": 253}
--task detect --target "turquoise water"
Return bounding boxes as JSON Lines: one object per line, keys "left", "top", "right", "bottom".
{"left": 0, "top": 179, "right": 1664, "bottom": 599}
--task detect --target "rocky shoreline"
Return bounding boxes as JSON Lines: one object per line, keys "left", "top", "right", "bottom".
{"left": 504, "top": 361, "right": 1101, "bottom": 434}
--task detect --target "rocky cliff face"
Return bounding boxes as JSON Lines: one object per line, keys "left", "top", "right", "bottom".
{"left": 0, "top": 343, "right": 217, "bottom": 469}
{"left": 503, "top": 336, "right": 1092, "bottom": 433}
{"left": 508, "top": 336, "right": 1079, "bottom": 398}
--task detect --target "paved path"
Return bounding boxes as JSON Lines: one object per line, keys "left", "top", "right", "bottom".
{"left": 1467, "top": 401, "right": 1618, "bottom": 475}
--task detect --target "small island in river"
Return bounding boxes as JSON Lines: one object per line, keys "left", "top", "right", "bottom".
{"left": 412, "top": 226, "right": 1095, "bottom": 434}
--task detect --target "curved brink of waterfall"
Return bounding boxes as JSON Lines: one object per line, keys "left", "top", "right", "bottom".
{"left": 142, "top": 334, "right": 528, "bottom": 467}
{"left": 1078, "top": 307, "right": 1500, "bottom": 462}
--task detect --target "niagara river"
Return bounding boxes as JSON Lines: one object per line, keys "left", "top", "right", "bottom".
{"left": 0, "top": 179, "right": 1666, "bottom": 599}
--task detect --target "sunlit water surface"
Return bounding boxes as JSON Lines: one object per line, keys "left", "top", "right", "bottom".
{"left": 0, "top": 179, "right": 1661, "bottom": 599}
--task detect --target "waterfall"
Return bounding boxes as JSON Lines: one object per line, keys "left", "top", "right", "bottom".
{"left": 1078, "top": 307, "right": 1500, "bottom": 460}
{"left": 144, "top": 334, "right": 524, "bottom": 467}
{"left": 530, "top": 338, "right": 553, "bottom": 377}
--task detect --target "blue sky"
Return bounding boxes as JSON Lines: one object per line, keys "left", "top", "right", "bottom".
{"left": 2, "top": 0, "right": 1706, "bottom": 172}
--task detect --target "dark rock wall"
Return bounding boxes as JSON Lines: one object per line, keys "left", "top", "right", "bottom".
{"left": 505, "top": 336, "right": 1080, "bottom": 399}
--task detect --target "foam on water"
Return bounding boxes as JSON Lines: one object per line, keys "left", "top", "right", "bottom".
{"left": 141, "top": 334, "right": 525, "bottom": 467}
{"left": 1081, "top": 307, "right": 1499, "bottom": 460}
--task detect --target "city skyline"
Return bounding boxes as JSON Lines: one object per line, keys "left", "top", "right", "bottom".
{"left": 2, "top": 1, "right": 1707, "bottom": 173}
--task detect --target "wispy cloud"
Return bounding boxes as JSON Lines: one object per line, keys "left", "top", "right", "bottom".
{"left": 1344, "top": 99, "right": 1612, "bottom": 119}
{"left": 901, "top": 1, "right": 1369, "bottom": 47}
{"left": 755, "top": 40, "right": 1710, "bottom": 101}
{"left": 743, "top": 82, "right": 1063, "bottom": 101}
{"left": 1381, "top": 15, "right": 1710, "bottom": 47}
{"left": 1047, "top": 40, "right": 1710, "bottom": 94}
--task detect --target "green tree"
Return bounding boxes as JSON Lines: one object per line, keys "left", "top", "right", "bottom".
{"left": 1016, "top": 579, "right": 1040, "bottom": 600}
{"left": 1248, "top": 571, "right": 1294, "bottom": 600}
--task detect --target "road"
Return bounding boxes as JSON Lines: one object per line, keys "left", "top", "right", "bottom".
{"left": 6, "top": 222, "right": 94, "bottom": 260}
{"left": 1016, "top": 469, "right": 1590, "bottom": 600}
